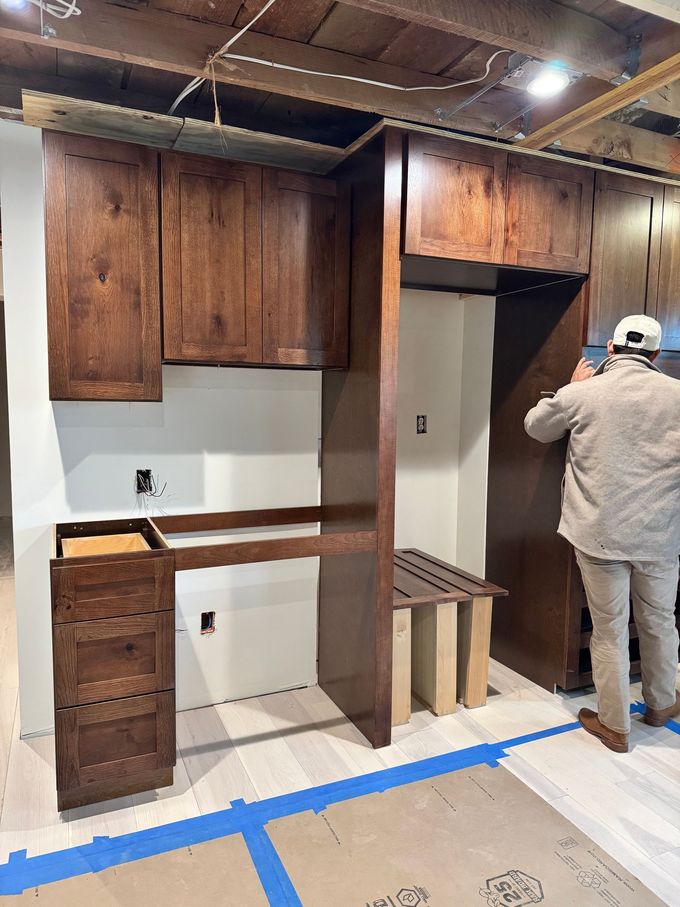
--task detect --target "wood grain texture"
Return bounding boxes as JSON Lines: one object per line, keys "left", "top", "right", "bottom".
{"left": 391, "top": 610, "right": 411, "bottom": 727}
{"left": 487, "top": 279, "right": 586, "bottom": 692}
{"left": 153, "top": 506, "right": 321, "bottom": 535}
{"left": 404, "top": 134, "right": 507, "bottom": 264}
{"left": 457, "top": 596, "right": 493, "bottom": 708}
{"left": 263, "top": 169, "right": 350, "bottom": 367}
{"left": 173, "top": 530, "right": 377, "bottom": 570}
{"left": 61, "top": 533, "right": 150, "bottom": 558}
{"left": 161, "top": 151, "right": 262, "bottom": 364}
{"left": 411, "top": 602, "right": 457, "bottom": 716}
{"left": 656, "top": 185, "right": 680, "bottom": 352}
{"left": 55, "top": 691, "right": 175, "bottom": 797}
{"left": 587, "top": 171, "right": 664, "bottom": 347}
{"left": 57, "top": 767, "right": 173, "bottom": 812}
{"left": 53, "top": 611, "right": 174, "bottom": 708}
{"left": 319, "top": 129, "right": 403, "bottom": 749}
{"left": 504, "top": 156, "right": 594, "bottom": 273}
{"left": 44, "top": 131, "right": 162, "bottom": 401}
{"left": 393, "top": 549, "right": 508, "bottom": 608}
{"left": 52, "top": 554, "right": 175, "bottom": 623}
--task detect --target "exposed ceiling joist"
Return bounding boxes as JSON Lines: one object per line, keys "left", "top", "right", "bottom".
{"left": 0, "top": 1, "right": 521, "bottom": 135}
{"left": 333, "top": 0, "right": 628, "bottom": 80}
{"left": 518, "top": 49, "right": 680, "bottom": 149}
{"left": 558, "top": 118, "right": 680, "bottom": 174}
{"left": 615, "top": 0, "right": 680, "bottom": 24}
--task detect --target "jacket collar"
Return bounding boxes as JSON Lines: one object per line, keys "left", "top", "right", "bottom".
{"left": 593, "top": 354, "right": 662, "bottom": 377}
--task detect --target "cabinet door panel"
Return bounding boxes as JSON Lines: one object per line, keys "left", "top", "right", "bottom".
{"left": 162, "top": 153, "right": 262, "bottom": 363}
{"left": 54, "top": 611, "right": 174, "bottom": 707}
{"left": 404, "top": 135, "right": 507, "bottom": 262}
{"left": 656, "top": 185, "right": 680, "bottom": 352}
{"left": 55, "top": 692, "right": 175, "bottom": 790}
{"left": 587, "top": 172, "right": 663, "bottom": 347}
{"left": 44, "top": 132, "right": 161, "bottom": 401}
{"left": 263, "top": 170, "right": 349, "bottom": 367}
{"left": 505, "top": 157, "right": 594, "bottom": 272}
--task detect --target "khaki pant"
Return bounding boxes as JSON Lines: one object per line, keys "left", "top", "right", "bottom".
{"left": 575, "top": 550, "right": 679, "bottom": 734}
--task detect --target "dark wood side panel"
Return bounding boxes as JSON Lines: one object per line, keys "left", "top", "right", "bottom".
{"left": 161, "top": 152, "right": 262, "bottom": 364}
{"left": 586, "top": 171, "right": 664, "bottom": 347}
{"left": 487, "top": 279, "right": 586, "bottom": 691}
{"left": 263, "top": 170, "right": 350, "bottom": 367}
{"left": 656, "top": 185, "right": 680, "bottom": 353}
{"left": 404, "top": 134, "right": 507, "bottom": 263}
{"left": 52, "top": 554, "right": 174, "bottom": 622}
{"left": 44, "top": 131, "right": 161, "bottom": 401}
{"left": 504, "top": 156, "right": 594, "bottom": 273}
{"left": 319, "top": 129, "right": 402, "bottom": 748}
{"left": 53, "top": 611, "right": 174, "bottom": 707}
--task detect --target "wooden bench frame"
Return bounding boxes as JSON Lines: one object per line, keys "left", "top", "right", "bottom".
{"left": 391, "top": 549, "right": 508, "bottom": 726}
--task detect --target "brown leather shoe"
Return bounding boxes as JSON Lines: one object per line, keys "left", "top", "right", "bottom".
{"left": 644, "top": 691, "right": 680, "bottom": 727}
{"left": 578, "top": 708, "right": 629, "bottom": 753}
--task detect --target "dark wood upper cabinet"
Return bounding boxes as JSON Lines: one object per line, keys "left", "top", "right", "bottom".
{"left": 404, "top": 134, "right": 507, "bottom": 263}
{"left": 263, "top": 170, "right": 350, "bottom": 367}
{"left": 586, "top": 171, "right": 664, "bottom": 347}
{"left": 656, "top": 185, "right": 680, "bottom": 353}
{"left": 161, "top": 152, "right": 263, "bottom": 364}
{"left": 504, "top": 156, "right": 594, "bottom": 273}
{"left": 44, "top": 132, "right": 162, "bottom": 401}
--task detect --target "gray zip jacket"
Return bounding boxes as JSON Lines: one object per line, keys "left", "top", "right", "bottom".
{"left": 524, "top": 355, "right": 680, "bottom": 561}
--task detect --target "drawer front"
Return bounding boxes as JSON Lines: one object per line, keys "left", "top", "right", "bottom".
{"left": 54, "top": 612, "right": 175, "bottom": 708}
{"left": 56, "top": 691, "right": 175, "bottom": 791}
{"left": 52, "top": 555, "right": 174, "bottom": 622}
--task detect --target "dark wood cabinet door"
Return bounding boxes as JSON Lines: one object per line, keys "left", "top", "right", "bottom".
{"left": 586, "top": 171, "right": 664, "bottom": 347}
{"left": 55, "top": 691, "right": 175, "bottom": 791}
{"left": 656, "top": 185, "right": 680, "bottom": 352}
{"left": 44, "top": 132, "right": 162, "bottom": 401}
{"left": 161, "top": 152, "right": 262, "bottom": 364}
{"left": 52, "top": 554, "right": 174, "bottom": 623}
{"left": 54, "top": 611, "right": 174, "bottom": 708}
{"left": 263, "top": 170, "right": 350, "bottom": 367}
{"left": 404, "top": 135, "right": 507, "bottom": 262}
{"left": 504, "top": 156, "right": 594, "bottom": 273}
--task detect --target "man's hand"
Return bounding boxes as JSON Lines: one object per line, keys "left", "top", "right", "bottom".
{"left": 571, "top": 357, "right": 595, "bottom": 383}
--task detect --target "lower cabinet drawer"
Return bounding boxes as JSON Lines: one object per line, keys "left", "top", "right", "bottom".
{"left": 56, "top": 691, "right": 176, "bottom": 791}
{"left": 53, "top": 611, "right": 175, "bottom": 708}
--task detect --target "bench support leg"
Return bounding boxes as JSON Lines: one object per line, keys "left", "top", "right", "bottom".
{"left": 458, "top": 596, "right": 493, "bottom": 708}
{"left": 391, "top": 609, "right": 412, "bottom": 727}
{"left": 411, "top": 602, "right": 457, "bottom": 716}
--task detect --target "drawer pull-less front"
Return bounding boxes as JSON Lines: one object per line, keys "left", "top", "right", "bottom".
{"left": 53, "top": 611, "right": 175, "bottom": 708}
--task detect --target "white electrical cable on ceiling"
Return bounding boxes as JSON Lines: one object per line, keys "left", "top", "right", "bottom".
{"left": 167, "top": 0, "right": 511, "bottom": 117}
{"left": 26, "top": 0, "right": 81, "bottom": 18}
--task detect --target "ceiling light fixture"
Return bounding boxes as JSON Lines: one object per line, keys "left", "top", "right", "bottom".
{"left": 526, "top": 64, "right": 571, "bottom": 99}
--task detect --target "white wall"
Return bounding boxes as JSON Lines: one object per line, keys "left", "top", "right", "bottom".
{"left": 395, "top": 289, "right": 495, "bottom": 573}
{"left": 0, "top": 249, "right": 11, "bottom": 517}
{"left": 0, "top": 121, "right": 320, "bottom": 736}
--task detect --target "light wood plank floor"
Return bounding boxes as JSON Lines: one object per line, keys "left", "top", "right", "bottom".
{"left": 0, "top": 553, "right": 679, "bottom": 903}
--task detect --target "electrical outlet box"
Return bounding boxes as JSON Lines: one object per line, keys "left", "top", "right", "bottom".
{"left": 135, "top": 469, "right": 152, "bottom": 494}
{"left": 416, "top": 415, "right": 427, "bottom": 435}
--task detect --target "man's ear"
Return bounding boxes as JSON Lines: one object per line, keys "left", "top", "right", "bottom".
{"left": 650, "top": 349, "right": 661, "bottom": 362}
{"left": 606, "top": 339, "right": 615, "bottom": 357}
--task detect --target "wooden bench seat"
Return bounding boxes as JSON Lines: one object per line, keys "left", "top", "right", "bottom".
{"left": 392, "top": 549, "right": 508, "bottom": 726}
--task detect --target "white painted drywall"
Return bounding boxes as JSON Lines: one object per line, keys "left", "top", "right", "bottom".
{"left": 0, "top": 121, "right": 320, "bottom": 736}
{"left": 395, "top": 289, "right": 495, "bottom": 573}
{"left": 0, "top": 248, "right": 12, "bottom": 518}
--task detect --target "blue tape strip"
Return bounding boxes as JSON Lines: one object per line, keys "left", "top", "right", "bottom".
{"left": 632, "top": 700, "right": 680, "bottom": 735}
{"left": 8, "top": 705, "right": 680, "bottom": 899}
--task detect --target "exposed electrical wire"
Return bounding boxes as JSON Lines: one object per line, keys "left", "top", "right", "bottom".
{"left": 26, "top": 0, "right": 81, "bottom": 19}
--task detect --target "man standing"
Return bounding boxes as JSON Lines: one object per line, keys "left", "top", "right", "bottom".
{"left": 524, "top": 315, "right": 680, "bottom": 753}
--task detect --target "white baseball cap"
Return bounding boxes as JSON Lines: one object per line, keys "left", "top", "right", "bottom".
{"left": 612, "top": 314, "right": 662, "bottom": 352}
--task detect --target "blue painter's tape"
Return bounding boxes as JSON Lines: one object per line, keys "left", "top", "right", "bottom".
{"left": 240, "top": 821, "right": 302, "bottom": 907}
{"left": 0, "top": 717, "right": 583, "bottom": 897}
{"left": 632, "top": 700, "right": 680, "bottom": 735}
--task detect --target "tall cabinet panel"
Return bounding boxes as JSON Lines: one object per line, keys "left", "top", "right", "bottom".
{"left": 586, "top": 171, "right": 663, "bottom": 347}
{"left": 504, "top": 156, "right": 594, "bottom": 273}
{"left": 161, "top": 153, "right": 262, "bottom": 364}
{"left": 44, "top": 132, "right": 161, "bottom": 401}
{"left": 656, "top": 185, "right": 680, "bottom": 352}
{"left": 404, "top": 135, "right": 507, "bottom": 262}
{"left": 263, "top": 170, "right": 350, "bottom": 367}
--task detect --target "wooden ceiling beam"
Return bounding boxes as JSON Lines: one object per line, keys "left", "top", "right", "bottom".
{"left": 518, "top": 49, "right": 680, "bottom": 149}
{"left": 558, "top": 118, "right": 680, "bottom": 174}
{"left": 615, "top": 0, "right": 680, "bottom": 25}
{"left": 0, "top": 1, "right": 521, "bottom": 134}
{"left": 334, "top": 0, "right": 628, "bottom": 80}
